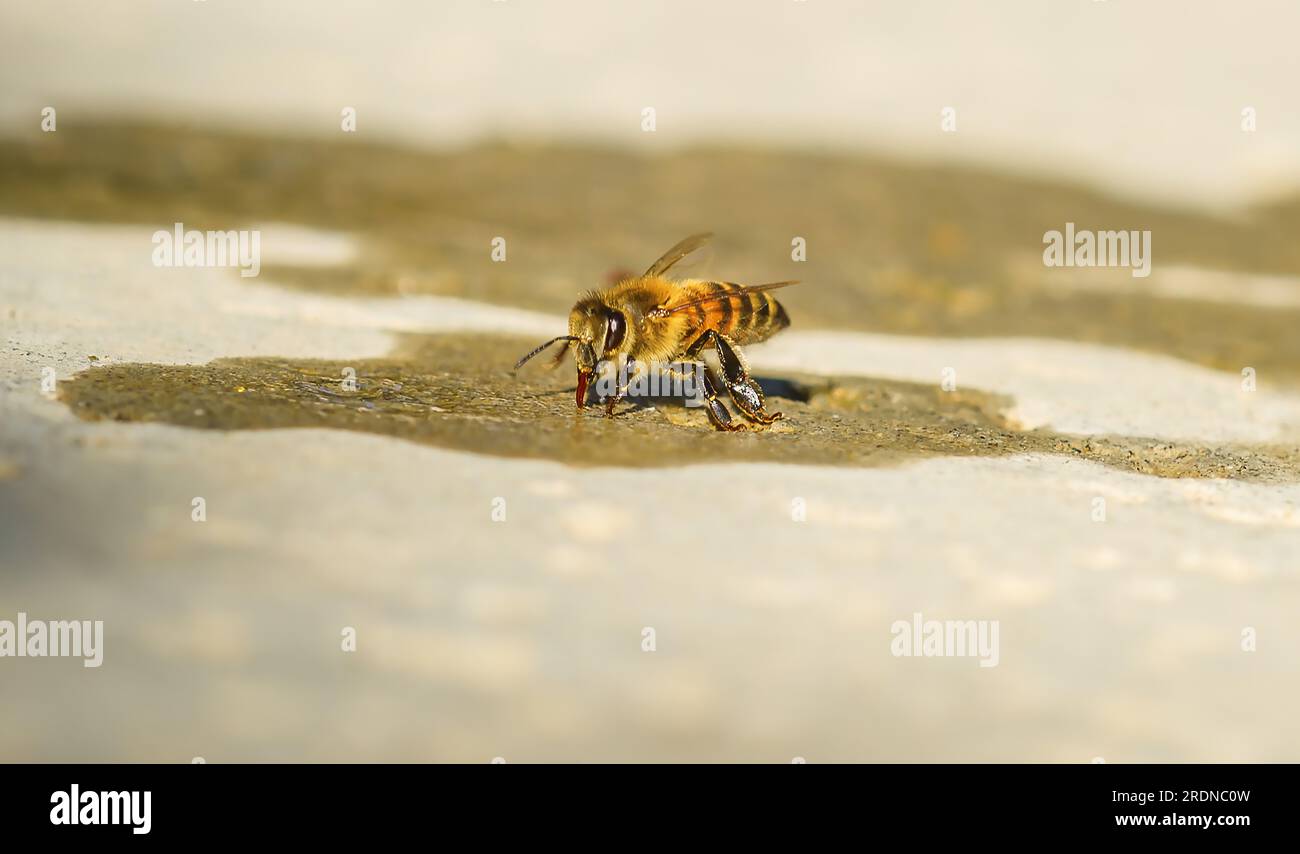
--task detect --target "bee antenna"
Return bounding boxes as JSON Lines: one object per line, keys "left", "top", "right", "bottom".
{"left": 513, "top": 336, "right": 578, "bottom": 372}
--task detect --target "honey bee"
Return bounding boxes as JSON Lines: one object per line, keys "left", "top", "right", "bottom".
{"left": 514, "top": 233, "right": 797, "bottom": 431}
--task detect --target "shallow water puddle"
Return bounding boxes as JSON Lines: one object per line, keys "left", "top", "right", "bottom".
{"left": 56, "top": 333, "right": 1300, "bottom": 480}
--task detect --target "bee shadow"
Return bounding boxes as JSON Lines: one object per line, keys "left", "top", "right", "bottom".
{"left": 613, "top": 373, "right": 813, "bottom": 411}
{"left": 753, "top": 376, "right": 812, "bottom": 403}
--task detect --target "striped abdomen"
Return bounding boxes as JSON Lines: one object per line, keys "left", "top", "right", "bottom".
{"left": 691, "top": 280, "right": 791, "bottom": 346}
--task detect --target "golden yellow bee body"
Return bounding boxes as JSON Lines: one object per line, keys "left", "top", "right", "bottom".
{"left": 516, "top": 234, "right": 797, "bottom": 431}
{"left": 581, "top": 275, "right": 792, "bottom": 365}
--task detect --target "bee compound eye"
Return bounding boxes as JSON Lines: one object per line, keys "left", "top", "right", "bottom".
{"left": 604, "top": 311, "right": 626, "bottom": 352}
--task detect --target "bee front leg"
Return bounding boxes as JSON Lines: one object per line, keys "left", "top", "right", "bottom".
{"left": 603, "top": 357, "right": 635, "bottom": 418}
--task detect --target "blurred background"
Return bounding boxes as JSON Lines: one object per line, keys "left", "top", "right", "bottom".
{"left": 2, "top": 1, "right": 1299, "bottom": 762}
{"left": 4, "top": 0, "right": 1300, "bottom": 207}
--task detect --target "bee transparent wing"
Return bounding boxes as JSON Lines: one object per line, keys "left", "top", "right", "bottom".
{"left": 643, "top": 232, "right": 714, "bottom": 277}
{"left": 656, "top": 280, "right": 799, "bottom": 316}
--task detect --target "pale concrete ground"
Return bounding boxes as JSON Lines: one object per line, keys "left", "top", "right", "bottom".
{"left": 2, "top": 219, "right": 1299, "bottom": 762}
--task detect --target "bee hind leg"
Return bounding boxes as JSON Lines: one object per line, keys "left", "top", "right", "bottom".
{"left": 699, "top": 365, "right": 745, "bottom": 431}
{"left": 660, "top": 359, "right": 743, "bottom": 431}
{"left": 690, "top": 331, "right": 783, "bottom": 426}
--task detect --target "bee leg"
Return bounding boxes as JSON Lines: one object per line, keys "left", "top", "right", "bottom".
{"left": 699, "top": 364, "right": 744, "bottom": 432}
{"left": 660, "top": 360, "right": 742, "bottom": 431}
{"left": 703, "top": 331, "right": 783, "bottom": 425}
{"left": 603, "top": 357, "right": 636, "bottom": 417}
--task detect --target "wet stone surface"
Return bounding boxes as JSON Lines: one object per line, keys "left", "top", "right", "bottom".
{"left": 58, "top": 332, "right": 1300, "bottom": 480}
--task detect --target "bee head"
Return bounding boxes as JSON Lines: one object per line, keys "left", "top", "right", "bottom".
{"left": 566, "top": 301, "right": 628, "bottom": 408}
{"left": 514, "top": 299, "right": 630, "bottom": 410}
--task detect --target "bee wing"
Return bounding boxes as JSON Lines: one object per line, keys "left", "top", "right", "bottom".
{"left": 643, "top": 232, "right": 714, "bottom": 277}
{"left": 656, "top": 280, "right": 799, "bottom": 316}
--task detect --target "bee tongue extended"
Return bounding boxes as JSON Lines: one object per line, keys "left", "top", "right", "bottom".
{"left": 576, "top": 370, "right": 592, "bottom": 408}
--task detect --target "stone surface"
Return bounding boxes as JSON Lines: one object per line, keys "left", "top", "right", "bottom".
{"left": 2, "top": 135, "right": 1299, "bottom": 761}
